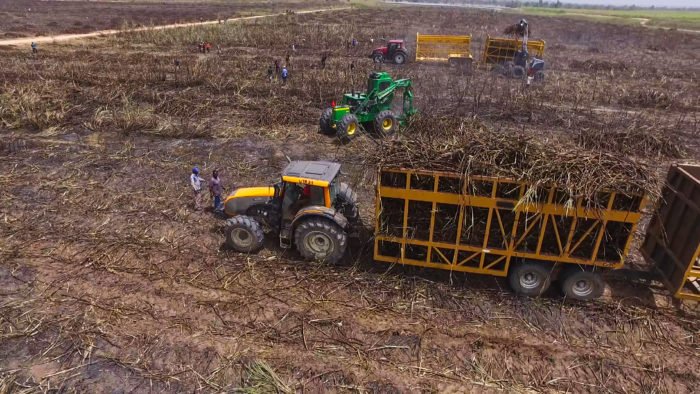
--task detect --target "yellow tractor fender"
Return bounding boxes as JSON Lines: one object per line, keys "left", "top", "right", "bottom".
{"left": 292, "top": 206, "right": 349, "bottom": 230}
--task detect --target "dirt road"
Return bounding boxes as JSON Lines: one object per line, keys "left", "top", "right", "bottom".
{"left": 0, "top": 7, "right": 349, "bottom": 47}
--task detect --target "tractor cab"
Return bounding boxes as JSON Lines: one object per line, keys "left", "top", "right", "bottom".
{"left": 222, "top": 161, "right": 358, "bottom": 263}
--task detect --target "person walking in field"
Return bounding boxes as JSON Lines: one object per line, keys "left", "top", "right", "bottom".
{"left": 320, "top": 53, "right": 328, "bottom": 69}
{"left": 267, "top": 65, "right": 274, "bottom": 82}
{"left": 191, "top": 167, "right": 205, "bottom": 210}
{"left": 31, "top": 42, "right": 37, "bottom": 54}
{"left": 274, "top": 59, "right": 280, "bottom": 75}
{"left": 281, "top": 66, "right": 289, "bottom": 84}
{"left": 209, "top": 169, "right": 224, "bottom": 212}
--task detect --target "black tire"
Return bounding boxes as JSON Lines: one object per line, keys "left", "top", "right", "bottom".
{"left": 512, "top": 65, "right": 526, "bottom": 79}
{"left": 374, "top": 110, "right": 397, "bottom": 136}
{"left": 560, "top": 267, "right": 604, "bottom": 301}
{"left": 534, "top": 70, "right": 545, "bottom": 82}
{"left": 372, "top": 53, "right": 384, "bottom": 63}
{"left": 508, "top": 261, "right": 552, "bottom": 296}
{"left": 393, "top": 52, "right": 406, "bottom": 65}
{"left": 224, "top": 215, "right": 264, "bottom": 253}
{"left": 335, "top": 182, "right": 359, "bottom": 223}
{"left": 294, "top": 217, "right": 347, "bottom": 264}
{"left": 319, "top": 107, "right": 333, "bottom": 134}
{"left": 336, "top": 113, "right": 359, "bottom": 144}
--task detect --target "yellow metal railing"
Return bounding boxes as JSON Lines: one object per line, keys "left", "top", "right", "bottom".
{"left": 374, "top": 168, "right": 646, "bottom": 277}
{"left": 416, "top": 33, "right": 473, "bottom": 63}
{"left": 481, "top": 35, "right": 545, "bottom": 65}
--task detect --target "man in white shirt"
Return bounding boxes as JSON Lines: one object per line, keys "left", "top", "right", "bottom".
{"left": 190, "top": 167, "right": 205, "bottom": 210}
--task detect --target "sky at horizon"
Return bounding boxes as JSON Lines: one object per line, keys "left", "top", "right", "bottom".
{"left": 560, "top": 0, "right": 699, "bottom": 7}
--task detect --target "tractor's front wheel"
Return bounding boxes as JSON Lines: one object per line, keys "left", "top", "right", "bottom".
{"left": 294, "top": 217, "right": 347, "bottom": 264}
{"left": 372, "top": 53, "right": 384, "bottom": 63}
{"left": 319, "top": 107, "right": 333, "bottom": 134}
{"left": 336, "top": 113, "right": 359, "bottom": 144}
{"left": 224, "top": 215, "right": 264, "bottom": 253}
{"left": 374, "top": 110, "right": 397, "bottom": 136}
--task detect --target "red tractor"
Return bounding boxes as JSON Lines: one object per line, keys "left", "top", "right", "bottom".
{"left": 369, "top": 40, "right": 408, "bottom": 65}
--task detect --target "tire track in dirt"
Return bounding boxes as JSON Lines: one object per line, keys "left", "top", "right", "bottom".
{"left": 0, "top": 7, "right": 351, "bottom": 47}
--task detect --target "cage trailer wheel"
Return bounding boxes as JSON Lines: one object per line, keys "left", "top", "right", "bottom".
{"left": 224, "top": 215, "right": 265, "bottom": 253}
{"left": 319, "top": 107, "right": 334, "bottom": 134}
{"left": 374, "top": 110, "right": 397, "bottom": 136}
{"left": 560, "top": 267, "right": 604, "bottom": 301}
{"left": 294, "top": 217, "right": 347, "bottom": 264}
{"left": 508, "top": 261, "right": 552, "bottom": 296}
{"left": 336, "top": 113, "right": 359, "bottom": 144}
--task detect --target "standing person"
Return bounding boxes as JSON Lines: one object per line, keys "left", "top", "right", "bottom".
{"left": 285, "top": 53, "right": 290, "bottom": 65}
{"left": 351, "top": 38, "right": 358, "bottom": 47}
{"left": 267, "top": 65, "right": 274, "bottom": 82}
{"left": 281, "top": 66, "right": 289, "bottom": 84}
{"left": 209, "top": 169, "right": 224, "bottom": 212}
{"left": 190, "top": 167, "right": 205, "bottom": 210}
{"left": 320, "top": 53, "right": 328, "bottom": 69}
{"left": 31, "top": 42, "right": 37, "bottom": 54}
{"left": 274, "top": 59, "right": 280, "bottom": 75}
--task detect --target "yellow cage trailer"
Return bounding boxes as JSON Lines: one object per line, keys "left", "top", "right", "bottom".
{"left": 642, "top": 164, "right": 700, "bottom": 301}
{"left": 415, "top": 33, "right": 474, "bottom": 69}
{"left": 374, "top": 167, "right": 649, "bottom": 301}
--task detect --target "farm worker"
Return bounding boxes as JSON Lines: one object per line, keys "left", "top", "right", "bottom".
{"left": 352, "top": 38, "right": 358, "bottom": 47}
{"left": 174, "top": 59, "right": 181, "bottom": 70}
{"left": 274, "top": 59, "right": 280, "bottom": 75}
{"left": 320, "top": 53, "right": 328, "bottom": 69}
{"left": 31, "top": 42, "right": 37, "bottom": 54}
{"left": 209, "top": 169, "right": 224, "bottom": 212}
{"left": 281, "top": 66, "right": 289, "bottom": 84}
{"left": 190, "top": 167, "right": 205, "bottom": 210}
{"left": 267, "top": 65, "right": 274, "bottom": 81}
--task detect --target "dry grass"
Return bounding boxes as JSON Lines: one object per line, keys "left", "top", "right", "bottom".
{"left": 0, "top": 4, "right": 699, "bottom": 393}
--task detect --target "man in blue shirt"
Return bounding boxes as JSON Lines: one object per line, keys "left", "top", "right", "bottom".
{"left": 281, "top": 66, "right": 289, "bottom": 84}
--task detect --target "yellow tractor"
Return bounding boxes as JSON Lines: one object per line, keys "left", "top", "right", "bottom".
{"left": 222, "top": 161, "right": 358, "bottom": 264}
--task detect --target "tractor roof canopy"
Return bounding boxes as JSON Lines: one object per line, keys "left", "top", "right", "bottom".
{"left": 282, "top": 161, "right": 341, "bottom": 187}
{"left": 388, "top": 40, "right": 404, "bottom": 44}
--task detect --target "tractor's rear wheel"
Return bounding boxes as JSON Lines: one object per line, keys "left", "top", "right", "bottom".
{"left": 374, "top": 110, "right": 397, "bottom": 136}
{"left": 294, "top": 217, "right": 347, "bottom": 264}
{"left": 393, "top": 52, "right": 406, "bottom": 64}
{"left": 335, "top": 182, "right": 359, "bottom": 224}
{"left": 336, "top": 113, "right": 359, "bottom": 144}
{"left": 225, "top": 215, "right": 264, "bottom": 253}
{"left": 319, "top": 107, "right": 333, "bottom": 134}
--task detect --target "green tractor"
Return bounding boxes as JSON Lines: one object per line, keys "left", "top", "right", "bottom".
{"left": 319, "top": 72, "right": 416, "bottom": 143}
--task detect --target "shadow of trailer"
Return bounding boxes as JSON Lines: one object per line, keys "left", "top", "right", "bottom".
{"left": 642, "top": 164, "right": 700, "bottom": 301}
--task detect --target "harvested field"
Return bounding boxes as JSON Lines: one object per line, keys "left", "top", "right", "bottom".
{"left": 1, "top": 3, "right": 699, "bottom": 392}
{"left": 0, "top": 0, "right": 343, "bottom": 37}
